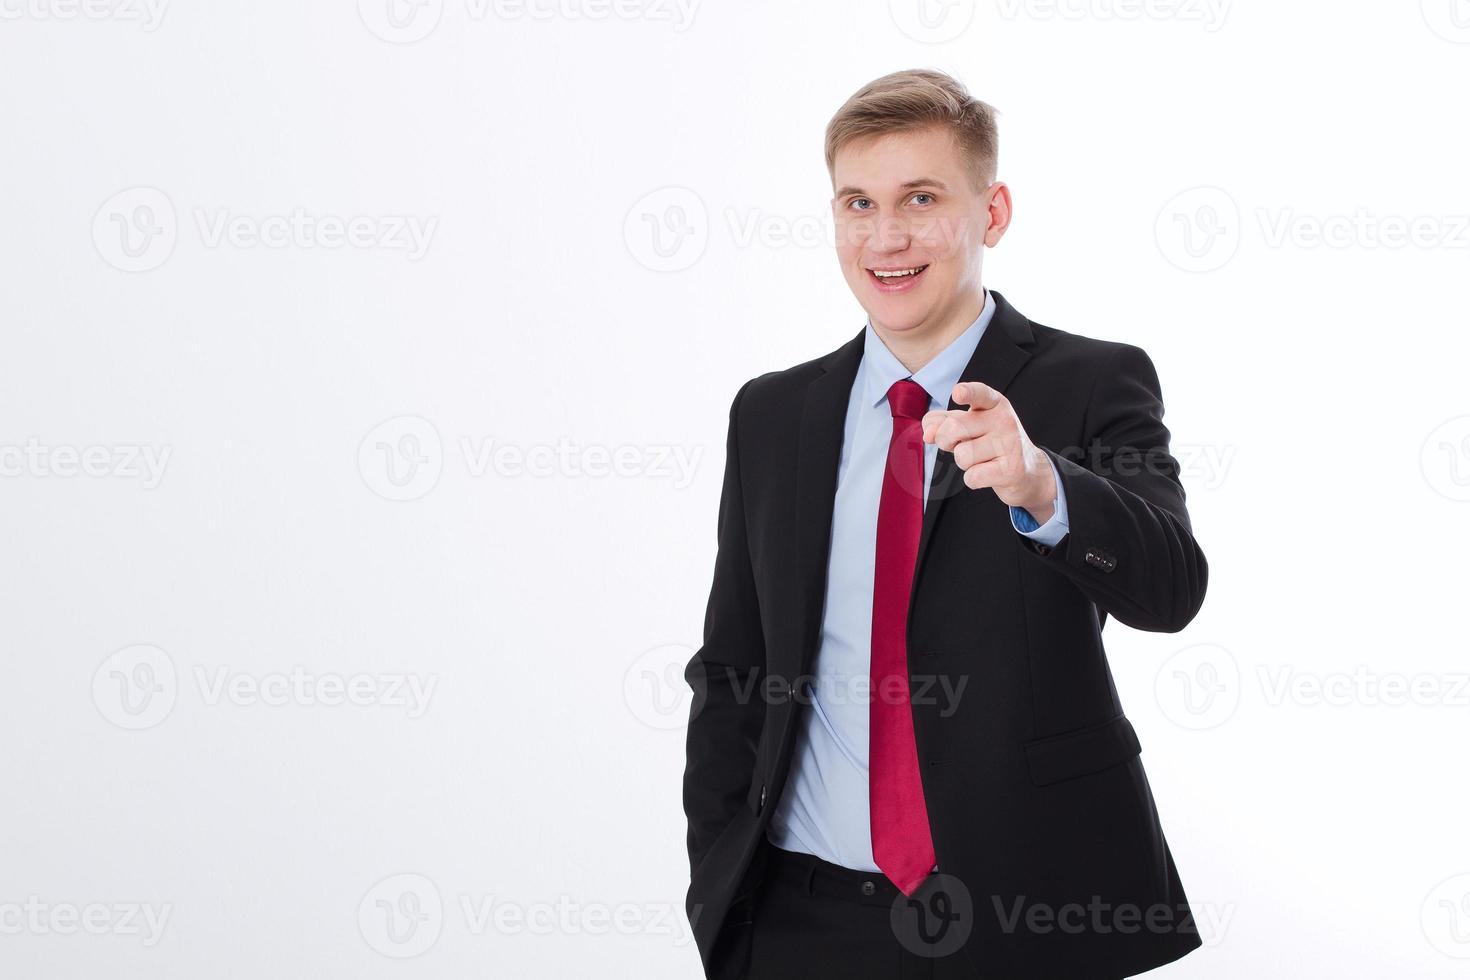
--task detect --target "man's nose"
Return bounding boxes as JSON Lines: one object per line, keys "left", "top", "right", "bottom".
{"left": 869, "top": 214, "right": 912, "bottom": 252}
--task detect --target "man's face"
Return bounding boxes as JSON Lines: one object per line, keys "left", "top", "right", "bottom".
{"left": 831, "top": 124, "right": 1006, "bottom": 337}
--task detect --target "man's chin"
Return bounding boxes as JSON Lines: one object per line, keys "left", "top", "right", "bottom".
{"left": 865, "top": 305, "right": 932, "bottom": 336}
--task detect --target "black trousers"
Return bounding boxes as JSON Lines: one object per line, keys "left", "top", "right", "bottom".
{"left": 743, "top": 843, "right": 983, "bottom": 980}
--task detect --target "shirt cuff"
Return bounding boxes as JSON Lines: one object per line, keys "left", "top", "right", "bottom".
{"left": 1009, "top": 455, "right": 1069, "bottom": 547}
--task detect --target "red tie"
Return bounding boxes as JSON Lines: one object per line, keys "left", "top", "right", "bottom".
{"left": 870, "top": 378, "right": 937, "bottom": 897}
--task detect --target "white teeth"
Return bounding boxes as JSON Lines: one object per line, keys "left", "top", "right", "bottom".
{"left": 872, "top": 266, "right": 925, "bottom": 278}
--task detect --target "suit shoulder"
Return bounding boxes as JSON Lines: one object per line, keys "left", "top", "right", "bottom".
{"left": 1025, "top": 317, "right": 1153, "bottom": 378}
{"left": 729, "top": 336, "right": 856, "bottom": 414}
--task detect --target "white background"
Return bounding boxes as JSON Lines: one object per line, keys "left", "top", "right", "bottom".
{"left": 3, "top": 0, "right": 1469, "bottom": 977}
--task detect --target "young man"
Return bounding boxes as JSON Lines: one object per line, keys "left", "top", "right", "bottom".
{"left": 683, "top": 69, "right": 1208, "bottom": 980}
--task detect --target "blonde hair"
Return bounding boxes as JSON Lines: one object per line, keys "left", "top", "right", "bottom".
{"left": 824, "top": 69, "right": 999, "bottom": 190}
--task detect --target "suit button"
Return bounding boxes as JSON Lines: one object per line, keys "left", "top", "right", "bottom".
{"left": 861, "top": 881, "right": 876, "bottom": 896}
{"left": 758, "top": 784, "right": 767, "bottom": 810}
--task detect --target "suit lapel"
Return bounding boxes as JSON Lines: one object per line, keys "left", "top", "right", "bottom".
{"left": 912, "top": 291, "right": 1034, "bottom": 600}
{"left": 792, "top": 291, "right": 1036, "bottom": 676}
{"left": 793, "top": 329, "right": 864, "bottom": 678}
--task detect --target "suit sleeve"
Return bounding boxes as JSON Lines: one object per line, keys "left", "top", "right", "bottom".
{"left": 682, "top": 378, "right": 768, "bottom": 876}
{"left": 1020, "top": 343, "right": 1208, "bottom": 633}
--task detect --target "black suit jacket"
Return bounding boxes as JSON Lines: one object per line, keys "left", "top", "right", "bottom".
{"left": 682, "top": 291, "right": 1208, "bottom": 979}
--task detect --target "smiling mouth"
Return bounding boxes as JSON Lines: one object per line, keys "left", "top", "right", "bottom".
{"left": 867, "top": 264, "right": 930, "bottom": 292}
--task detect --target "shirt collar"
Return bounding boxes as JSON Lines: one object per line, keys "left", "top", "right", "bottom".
{"left": 860, "top": 288, "right": 997, "bottom": 411}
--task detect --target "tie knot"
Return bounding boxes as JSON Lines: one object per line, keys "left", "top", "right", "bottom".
{"left": 886, "top": 378, "right": 930, "bottom": 421}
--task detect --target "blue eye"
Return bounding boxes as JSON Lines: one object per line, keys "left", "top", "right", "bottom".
{"left": 911, "top": 193, "right": 934, "bottom": 206}
{"left": 849, "top": 198, "right": 873, "bottom": 211}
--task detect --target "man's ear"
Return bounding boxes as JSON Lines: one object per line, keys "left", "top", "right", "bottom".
{"left": 984, "top": 180, "right": 1013, "bottom": 247}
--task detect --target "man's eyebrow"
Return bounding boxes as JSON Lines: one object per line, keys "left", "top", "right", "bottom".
{"left": 834, "top": 177, "right": 949, "bottom": 198}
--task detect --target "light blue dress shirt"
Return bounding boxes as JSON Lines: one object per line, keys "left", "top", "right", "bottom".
{"left": 765, "top": 289, "right": 1069, "bottom": 871}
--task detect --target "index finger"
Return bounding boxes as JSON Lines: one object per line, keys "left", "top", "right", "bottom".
{"left": 952, "top": 381, "right": 1002, "bottom": 412}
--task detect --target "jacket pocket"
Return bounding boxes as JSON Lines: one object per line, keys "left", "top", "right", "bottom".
{"left": 1023, "top": 713, "right": 1141, "bottom": 786}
